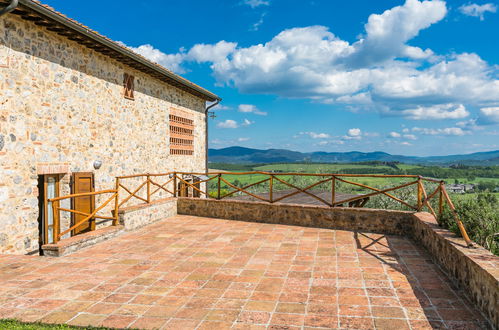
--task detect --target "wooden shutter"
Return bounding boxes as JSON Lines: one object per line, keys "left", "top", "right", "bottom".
{"left": 71, "top": 172, "right": 95, "bottom": 235}
{"left": 123, "top": 73, "right": 135, "bottom": 100}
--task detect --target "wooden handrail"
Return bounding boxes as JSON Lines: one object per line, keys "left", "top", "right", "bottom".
{"left": 333, "top": 180, "right": 419, "bottom": 208}
{"left": 48, "top": 171, "right": 474, "bottom": 249}
{"left": 57, "top": 192, "right": 117, "bottom": 240}
{"left": 48, "top": 189, "right": 117, "bottom": 203}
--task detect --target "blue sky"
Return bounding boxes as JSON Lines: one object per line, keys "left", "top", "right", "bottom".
{"left": 43, "top": 0, "right": 499, "bottom": 156}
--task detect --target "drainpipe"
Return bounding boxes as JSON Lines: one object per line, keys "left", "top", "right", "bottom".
{"left": 205, "top": 99, "right": 221, "bottom": 174}
{"left": 0, "top": 0, "right": 18, "bottom": 17}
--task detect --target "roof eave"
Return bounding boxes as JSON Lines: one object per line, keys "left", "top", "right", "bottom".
{"left": 14, "top": 0, "right": 220, "bottom": 102}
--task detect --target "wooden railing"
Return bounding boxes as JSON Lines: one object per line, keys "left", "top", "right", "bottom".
{"left": 50, "top": 171, "right": 473, "bottom": 247}
{"left": 48, "top": 189, "right": 118, "bottom": 243}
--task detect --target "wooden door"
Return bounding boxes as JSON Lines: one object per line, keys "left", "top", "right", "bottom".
{"left": 72, "top": 172, "right": 95, "bottom": 235}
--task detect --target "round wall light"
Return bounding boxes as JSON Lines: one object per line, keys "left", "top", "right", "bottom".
{"left": 93, "top": 160, "right": 103, "bottom": 170}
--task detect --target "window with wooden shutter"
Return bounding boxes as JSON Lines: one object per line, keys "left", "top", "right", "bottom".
{"left": 169, "top": 109, "right": 194, "bottom": 156}
{"left": 123, "top": 73, "right": 134, "bottom": 100}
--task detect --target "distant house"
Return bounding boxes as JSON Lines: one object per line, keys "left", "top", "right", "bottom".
{"left": 0, "top": 0, "right": 220, "bottom": 254}
{"left": 446, "top": 184, "right": 475, "bottom": 194}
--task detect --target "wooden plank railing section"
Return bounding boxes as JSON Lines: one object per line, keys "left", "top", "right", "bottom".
{"left": 48, "top": 171, "right": 473, "bottom": 247}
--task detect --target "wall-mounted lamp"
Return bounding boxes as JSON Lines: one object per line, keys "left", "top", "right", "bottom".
{"left": 93, "top": 160, "right": 103, "bottom": 170}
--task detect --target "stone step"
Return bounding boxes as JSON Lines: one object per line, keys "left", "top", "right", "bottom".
{"left": 41, "top": 225, "right": 124, "bottom": 257}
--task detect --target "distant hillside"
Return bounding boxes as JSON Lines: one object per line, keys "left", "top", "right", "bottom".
{"left": 208, "top": 147, "right": 499, "bottom": 166}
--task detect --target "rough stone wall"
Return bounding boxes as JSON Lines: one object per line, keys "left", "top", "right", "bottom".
{"left": 118, "top": 198, "right": 177, "bottom": 231}
{"left": 177, "top": 198, "right": 415, "bottom": 235}
{"left": 411, "top": 213, "right": 498, "bottom": 329}
{"left": 0, "top": 14, "right": 208, "bottom": 254}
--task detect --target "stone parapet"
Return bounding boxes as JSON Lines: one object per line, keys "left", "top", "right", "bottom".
{"left": 411, "top": 212, "right": 499, "bottom": 329}
{"left": 177, "top": 197, "right": 414, "bottom": 235}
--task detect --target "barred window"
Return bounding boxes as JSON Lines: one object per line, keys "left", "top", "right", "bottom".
{"left": 169, "top": 109, "right": 194, "bottom": 156}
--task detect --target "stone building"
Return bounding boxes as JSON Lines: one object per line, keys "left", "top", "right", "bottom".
{"left": 0, "top": 0, "right": 220, "bottom": 254}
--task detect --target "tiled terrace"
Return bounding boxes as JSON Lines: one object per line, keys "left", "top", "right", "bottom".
{"left": 0, "top": 216, "right": 489, "bottom": 329}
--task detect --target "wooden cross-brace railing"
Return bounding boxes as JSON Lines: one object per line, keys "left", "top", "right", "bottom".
{"left": 48, "top": 171, "right": 473, "bottom": 248}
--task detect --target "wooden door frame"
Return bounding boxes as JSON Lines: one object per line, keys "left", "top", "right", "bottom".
{"left": 71, "top": 172, "right": 96, "bottom": 235}
{"left": 42, "top": 174, "right": 60, "bottom": 245}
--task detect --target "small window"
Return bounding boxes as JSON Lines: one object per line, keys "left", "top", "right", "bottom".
{"left": 123, "top": 73, "right": 134, "bottom": 100}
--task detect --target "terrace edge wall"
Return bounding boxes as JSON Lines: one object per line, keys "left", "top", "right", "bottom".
{"left": 176, "top": 198, "right": 414, "bottom": 236}
{"left": 411, "top": 212, "right": 498, "bottom": 329}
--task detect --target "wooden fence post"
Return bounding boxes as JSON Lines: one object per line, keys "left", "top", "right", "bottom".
{"left": 113, "top": 178, "right": 119, "bottom": 226}
{"left": 438, "top": 181, "right": 444, "bottom": 218}
{"left": 173, "top": 173, "right": 177, "bottom": 197}
{"left": 269, "top": 175, "right": 274, "bottom": 203}
{"left": 331, "top": 175, "right": 336, "bottom": 207}
{"left": 217, "top": 174, "right": 221, "bottom": 200}
{"left": 52, "top": 200, "right": 60, "bottom": 243}
{"left": 417, "top": 178, "right": 423, "bottom": 211}
{"left": 146, "top": 174, "right": 151, "bottom": 203}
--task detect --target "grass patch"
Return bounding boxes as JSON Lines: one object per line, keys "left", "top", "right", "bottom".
{"left": 0, "top": 320, "right": 113, "bottom": 329}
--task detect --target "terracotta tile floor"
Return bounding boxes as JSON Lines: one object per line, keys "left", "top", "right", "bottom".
{"left": 0, "top": 215, "right": 490, "bottom": 329}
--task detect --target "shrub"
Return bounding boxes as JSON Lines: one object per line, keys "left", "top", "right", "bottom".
{"left": 439, "top": 193, "right": 499, "bottom": 255}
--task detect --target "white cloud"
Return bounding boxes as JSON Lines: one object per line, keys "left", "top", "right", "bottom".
{"left": 217, "top": 119, "right": 238, "bottom": 129}
{"left": 242, "top": 119, "right": 254, "bottom": 126}
{"left": 211, "top": 104, "right": 231, "bottom": 111}
{"left": 348, "top": 128, "right": 362, "bottom": 137}
{"left": 412, "top": 127, "right": 469, "bottom": 136}
{"left": 187, "top": 41, "right": 237, "bottom": 63}
{"left": 400, "top": 141, "right": 412, "bottom": 146}
{"left": 299, "top": 132, "right": 331, "bottom": 139}
{"left": 388, "top": 132, "right": 401, "bottom": 138}
{"left": 403, "top": 134, "right": 418, "bottom": 140}
{"left": 120, "top": 43, "right": 186, "bottom": 74}
{"left": 397, "top": 104, "right": 469, "bottom": 120}
{"left": 122, "top": 0, "right": 499, "bottom": 120}
{"left": 347, "top": 0, "right": 446, "bottom": 67}
{"left": 237, "top": 137, "right": 250, "bottom": 142}
{"left": 243, "top": 0, "right": 270, "bottom": 8}
{"left": 479, "top": 106, "right": 499, "bottom": 124}
{"left": 459, "top": 3, "right": 497, "bottom": 20}
{"left": 344, "top": 128, "right": 362, "bottom": 140}
{"left": 238, "top": 104, "right": 267, "bottom": 115}
{"left": 251, "top": 13, "right": 267, "bottom": 31}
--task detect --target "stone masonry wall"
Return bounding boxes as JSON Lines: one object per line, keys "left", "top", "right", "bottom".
{"left": 177, "top": 198, "right": 415, "bottom": 235}
{"left": 411, "top": 213, "right": 499, "bottom": 329}
{"left": 0, "top": 14, "right": 208, "bottom": 254}
{"left": 118, "top": 198, "right": 177, "bottom": 231}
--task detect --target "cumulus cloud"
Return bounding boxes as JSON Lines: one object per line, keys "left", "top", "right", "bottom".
{"left": 243, "top": 0, "right": 270, "bottom": 8}
{"left": 459, "top": 3, "right": 497, "bottom": 20}
{"left": 187, "top": 41, "right": 237, "bottom": 63}
{"left": 478, "top": 106, "right": 499, "bottom": 124}
{"left": 238, "top": 104, "right": 267, "bottom": 115}
{"left": 217, "top": 119, "right": 239, "bottom": 129}
{"left": 237, "top": 137, "right": 250, "bottom": 142}
{"left": 397, "top": 104, "right": 469, "bottom": 120}
{"left": 121, "top": 43, "right": 187, "bottom": 74}
{"left": 123, "top": 0, "right": 499, "bottom": 121}
{"left": 343, "top": 128, "right": 362, "bottom": 140}
{"left": 388, "top": 132, "right": 401, "bottom": 138}
{"left": 412, "top": 127, "right": 469, "bottom": 136}
{"left": 299, "top": 132, "right": 331, "bottom": 139}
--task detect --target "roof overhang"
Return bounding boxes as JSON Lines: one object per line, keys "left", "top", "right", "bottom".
{"left": 2, "top": 0, "right": 221, "bottom": 102}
